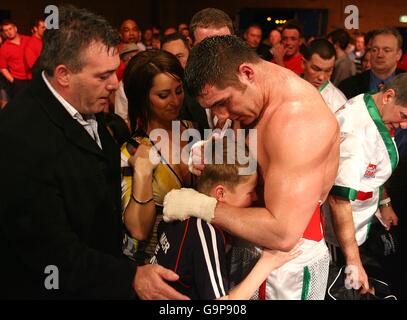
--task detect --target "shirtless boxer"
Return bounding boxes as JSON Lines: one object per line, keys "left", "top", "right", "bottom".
{"left": 164, "top": 35, "right": 340, "bottom": 299}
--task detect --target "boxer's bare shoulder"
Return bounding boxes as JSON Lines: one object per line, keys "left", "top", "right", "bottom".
{"left": 256, "top": 65, "right": 339, "bottom": 205}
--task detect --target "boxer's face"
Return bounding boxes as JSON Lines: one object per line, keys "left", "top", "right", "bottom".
{"left": 199, "top": 64, "right": 263, "bottom": 126}
{"left": 198, "top": 83, "right": 260, "bottom": 126}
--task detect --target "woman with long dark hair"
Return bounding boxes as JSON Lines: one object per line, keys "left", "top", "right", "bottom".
{"left": 121, "top": 50, "right": 194, "bottom": 263}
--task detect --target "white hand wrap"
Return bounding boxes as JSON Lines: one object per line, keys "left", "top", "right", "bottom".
{"left": 163, "top": 188, "right": 217, "bottom": 222}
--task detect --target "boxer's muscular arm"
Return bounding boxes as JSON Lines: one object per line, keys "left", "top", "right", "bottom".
{"left": 212, "top": 103, "right": 339, "bottom": 251}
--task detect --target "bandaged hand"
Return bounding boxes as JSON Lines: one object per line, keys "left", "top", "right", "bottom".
{"left": 163, "top": 188, "right": 217, "bottom": 222}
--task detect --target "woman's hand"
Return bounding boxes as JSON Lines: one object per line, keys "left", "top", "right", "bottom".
{"left": 128, "top": 143, "right": 160, "bottom": 174}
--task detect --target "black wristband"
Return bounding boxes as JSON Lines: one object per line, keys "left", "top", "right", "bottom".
{"left": 131, "top": 194, "right": 153, "bottom": 205}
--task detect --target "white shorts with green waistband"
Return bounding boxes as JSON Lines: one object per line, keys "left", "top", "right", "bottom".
{"left": 229, "top": 238, "right": 330, "bottom": 300}
{"left": 259, "top": 238, "right": 330, "bottom": 300}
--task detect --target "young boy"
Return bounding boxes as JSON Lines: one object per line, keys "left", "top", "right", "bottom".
{"left": 151, "top": 138, "right": 302, "bottom": 299}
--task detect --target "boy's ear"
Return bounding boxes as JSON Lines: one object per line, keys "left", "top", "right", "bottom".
{"left": 214, "top": 185, "right": 227, "bottom": 202}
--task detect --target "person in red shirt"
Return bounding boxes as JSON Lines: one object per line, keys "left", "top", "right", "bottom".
{"left": 116, "top": 19, "right": 145, "bottom": 81}
{"left": 0, "top": 20, "right": 30, "bottom": 98}
{"left": 24, "top": 19, "right": 46, "bottom": 79}
{"left": 272, "top": 20, "right": 304, "bottom": 75}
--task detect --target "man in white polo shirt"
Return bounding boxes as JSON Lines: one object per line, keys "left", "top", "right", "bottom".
{"left": 323, "top": 74, "right": 407, "bottom": 293}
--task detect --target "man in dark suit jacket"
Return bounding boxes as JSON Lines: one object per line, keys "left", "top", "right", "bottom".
{"left": 0, "top": 5, "right": 187, "bottom": 300}
{"left": 338, "top": 27, "right": 407, "bottom": 173}
{"left": 338, "top": 28, "right": 405, "bottom": 99}
{"left": 338, "top": 67, "right": 405, "bottom": 100}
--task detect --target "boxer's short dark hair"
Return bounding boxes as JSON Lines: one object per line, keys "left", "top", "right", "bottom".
{"left": 185, "top": 35, "right": 261, "bottom": 98}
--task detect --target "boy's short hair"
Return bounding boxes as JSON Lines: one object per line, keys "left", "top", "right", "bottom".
{"left": 197, "top": 137, "right": 256, "bottom": 195}
{"left": 185, "top": 35, "right": 261, "bottom": 98}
